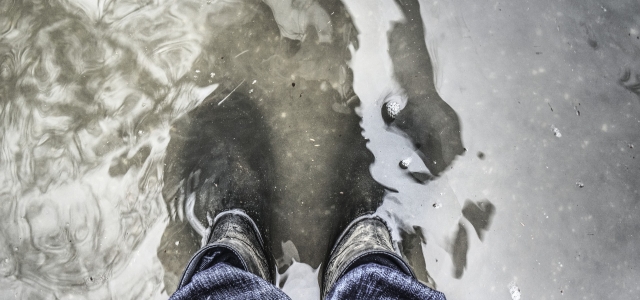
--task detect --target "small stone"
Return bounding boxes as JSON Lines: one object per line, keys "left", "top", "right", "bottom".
{"left": 432, "top": 203, "right": 442, "bottom": 209}
{"left": 399, "top": 157, "right": 412, "bottom": 169}
{"left": 576, "top": 181, "right": 584, "bottom": 188}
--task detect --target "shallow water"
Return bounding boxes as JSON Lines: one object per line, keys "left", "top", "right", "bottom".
{"left": 1, "top": 0, "right": 639, "bottom": 299}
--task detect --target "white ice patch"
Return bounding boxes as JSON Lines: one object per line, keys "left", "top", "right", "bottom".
{"left": 275, "top": 241, "right": 321, "bottom": 299}
{"left": 279, "top": 260, "right": 321, "bottom": 300}
{"left": 508, "top": 280, "right": 521, "bottom": 300}
{"left": 552, "top": 126, "right": 562, "bottom": 137}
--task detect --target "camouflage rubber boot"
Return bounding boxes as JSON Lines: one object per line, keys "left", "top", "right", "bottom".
{"left": 321, "top": 215, "right": 416, "bottom": 298}
{"left": 177, "top": 209, "right": 272, "bottom": 288}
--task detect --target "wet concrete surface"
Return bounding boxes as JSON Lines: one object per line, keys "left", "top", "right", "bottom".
{"left": 1, "top": 0, "right": 639, "bottom": 299}
{"left": 362, "top": 0, "right": 640, "bottom": 299}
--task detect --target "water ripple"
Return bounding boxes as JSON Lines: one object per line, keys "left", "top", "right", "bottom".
{"left": 0, "top": 0, "right": 220, "bottom": 297}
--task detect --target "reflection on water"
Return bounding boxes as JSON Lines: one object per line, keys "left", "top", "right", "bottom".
{"left": 158, "top": 0, "right": 387, "bottom": 291}
{"left": 386, "top": 0, "right": 464, "bottom": 176}
{"left": 0, "top": 0, "right": 221, "bottom": 297}
{"left": 1, "top": 0, "right": 472, "bottom": 298}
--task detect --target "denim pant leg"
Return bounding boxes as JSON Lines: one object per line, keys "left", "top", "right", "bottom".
{"left": 169, "top": 249, "right": 291, "bottom": 300}
{"left": 326, "top": 256, "right": 447, "bottom": 300}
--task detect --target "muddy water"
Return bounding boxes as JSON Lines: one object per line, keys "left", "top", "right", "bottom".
{"left": 0, "top": 0, "right": 462, "bottom": 298}
{"left": 157, "top": 0, "right": 465, "bottom": 293}
{"left": 3, "top": 0, "right": 640, "bottom": 299}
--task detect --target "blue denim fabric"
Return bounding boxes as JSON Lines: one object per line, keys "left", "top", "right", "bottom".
{"left": 326, "top": 263, "right": 446, "bottom": 300}
{"left": 170, "top": 248, "right": 446, "bottom": 300}
{"left": 169, "top": 249, "right": 290, "bottom": 300}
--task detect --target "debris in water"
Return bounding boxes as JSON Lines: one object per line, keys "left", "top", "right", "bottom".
{"left": 576, "top": 181, "right": 584, "bottom": 188}
{"left": 508, "top": 280, "right": 521, "bottom": 300}
{"left": 399, "top": 157, "right": 412, "bottom": 169}
{"left": 386, "top": 101, "right": 400, "bottom": 118}
{"left": 234, "top": 50, "right": 249, "bottom": 58}
{"left": 552, "top": 126, "right": 562, "bottom": 137}
{"left": 217, "top": 79, "right": 245, "bottom": 106}
{"left": 477, "top": 152, "right": 485, "bottom": 160}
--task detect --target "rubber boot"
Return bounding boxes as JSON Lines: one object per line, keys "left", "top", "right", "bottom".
{"left": 176, "top": 209, "right": 272, "bottom": 289}
{"left": 321, "top": 215, "right": 416, "bottom": 298}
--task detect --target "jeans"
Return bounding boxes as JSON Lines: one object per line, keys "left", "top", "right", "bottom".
{"left": 169, "top": 248, "right": 446, "bottom": 300}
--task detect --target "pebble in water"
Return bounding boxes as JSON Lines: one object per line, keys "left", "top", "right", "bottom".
{"left": 399, "top": 157, "right": 412, "bottom": 169}
{"left": 386, "top": 101, "right": 401, "bottom": 119}
{"left": 382, "top": 101, "right": 402, "bottom": 123}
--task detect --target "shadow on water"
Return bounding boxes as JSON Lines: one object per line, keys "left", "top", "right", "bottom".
{"left": 159, "top": 90, "right": 278, "bottom": 288}
{"left": 385, "top": 0, "right": 465, "bottom": 178}
{"left": 382, "top": 0, "right": 497, "bottom": 280}
{"left": 158, "top": 0, "right": 385, "bottom": 291}
{"left": 157, "top": 0, "right": 483, "bottom": 293}
{"left": 0, "top": 0, "right": 489, "bottom": 296}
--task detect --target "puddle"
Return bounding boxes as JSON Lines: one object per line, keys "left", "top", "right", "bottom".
{"left": 3, "top": 0, "right": 639, "bottom": 299}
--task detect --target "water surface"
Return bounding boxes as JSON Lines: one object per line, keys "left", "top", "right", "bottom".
{"left": 1, "top": 0, "right": 639, "bottom": 299}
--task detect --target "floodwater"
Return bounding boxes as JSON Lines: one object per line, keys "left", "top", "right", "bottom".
{"left": 1, "top": 0, "right": 639, "bottom": 299}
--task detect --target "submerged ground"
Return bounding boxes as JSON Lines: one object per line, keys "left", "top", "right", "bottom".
{"left": 1, "top": 0, "right": 639, "bottom": 299}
